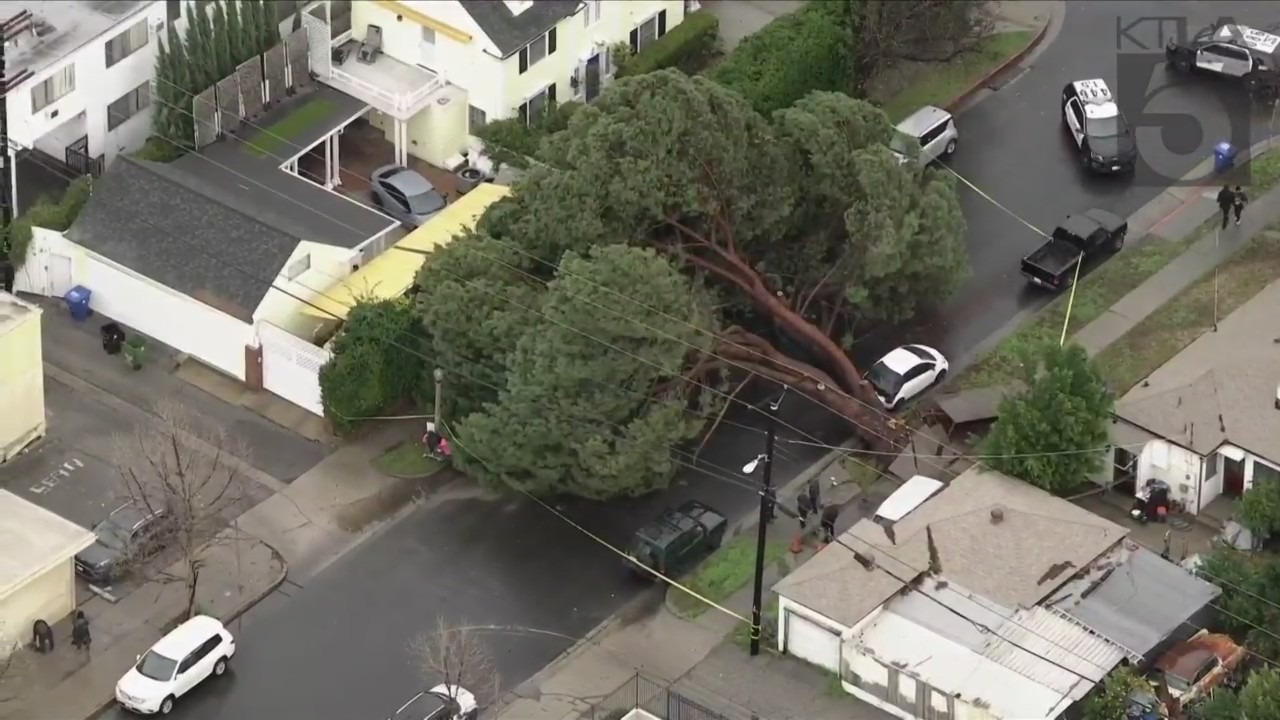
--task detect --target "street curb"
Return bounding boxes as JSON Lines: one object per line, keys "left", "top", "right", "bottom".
{"left": 943, "top": 13, "right": 1053, "bottom": 114}
{"left": 83, "top": 539, "right": 289, "bottom": 720}
{"left": 485, "top": 441, "right": 856, "bottom": 719}
{"left": 943, "top": 135, "right": 1279, "bottom": 387}
{"left": 661, "top": 439, "right": 856, "bottom": 620}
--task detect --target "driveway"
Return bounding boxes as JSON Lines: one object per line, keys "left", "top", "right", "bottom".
{"left": 854, "top": 2, "right": 1280, "bottom": 368}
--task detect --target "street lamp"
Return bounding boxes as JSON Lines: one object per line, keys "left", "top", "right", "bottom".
{"left": 744, "top": 389, "right": 786, "bottom": 656}
{"left": 433, "top": 368, "right": 445, "bottom": 431}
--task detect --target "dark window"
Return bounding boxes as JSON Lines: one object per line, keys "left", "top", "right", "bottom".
{"left": 107, "top": 83, "right": 151, "bottom": 131}
{"left": 630, "top": 11, "right": 667, "bottom": 53}
{"left": 166, "top": 0, "right": 181, "bottom": 22}
{"left": 468, "top": 105, "right": 487, "bottom": 133}
{"left": 518, "top": 27, "right": 557, "bottom": 74}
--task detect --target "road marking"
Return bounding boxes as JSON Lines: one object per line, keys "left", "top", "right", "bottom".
{"left": 28, "top": 458, "right": 84, "bottom": 494}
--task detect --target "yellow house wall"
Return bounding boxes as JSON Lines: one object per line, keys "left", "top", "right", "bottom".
{"left": 0, "top": 300, "right": 46, "bottom": 462}
{"left": 254, "top": 241, "right": 360, "bottom": 340}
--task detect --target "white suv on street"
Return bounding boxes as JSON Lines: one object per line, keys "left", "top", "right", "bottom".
{"left": 116, "top": 615, "right": 236, "bottom": 715}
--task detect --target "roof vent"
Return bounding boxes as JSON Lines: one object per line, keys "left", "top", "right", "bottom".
{"left": 32, "top": 18, "right": 56, "bottom": 38}
{"left": 990, "top": 507, "right": 1004, "bottom": 524}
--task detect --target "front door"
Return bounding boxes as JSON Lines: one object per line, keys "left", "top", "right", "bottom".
{"left": 584, "top": 53, "right": 602, "bottom": 102}
{"left": 419, "top": 26, "right": 436, "bottom": 69}
{"left": 1223, "top": 454, "right": 1246, "bottom": 497}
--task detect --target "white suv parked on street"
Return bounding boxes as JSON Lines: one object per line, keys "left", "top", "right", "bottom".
{"left": 116, "top": 615, "right": 235, "bottom": 715}
{"left": 890, "top": 106, "right": 959, "bottom": 166}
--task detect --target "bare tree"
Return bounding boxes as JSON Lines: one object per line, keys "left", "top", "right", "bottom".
{"left": 838, "top": 0, "right": 994, "bottom": 95}
{"left": 407, "top": 617, "right": 501, "bottom": 717}
{"left": 0, "top": 628, "right": 31, "bottom": 720}
{"left": 113, "top": 401, "right": 246, "bottom": 619}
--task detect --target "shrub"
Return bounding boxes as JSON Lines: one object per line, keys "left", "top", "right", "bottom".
{"left": 3, "top": 175, "right": 93, "bottom": 268}
{"left": 616, "top": 10, "right": 720, "bottom": 78}
{"left": 474, "top": 100, "right": 583, "bottom": 169}
{"left": 318, "top": 298, "right": 426, "bottom": 434}
{"left": 709, "top": 3, "right": 848, "bottom": 115}
{"left": 133, "top": 137, "right": 185, "bottom": 163}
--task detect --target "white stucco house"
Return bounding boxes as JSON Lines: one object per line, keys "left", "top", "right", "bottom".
{"left": 298, "top": 0, "right": 691, "bottom": 167}
{"left": 0, "top": 490, "right": 95, "bottom": 655}
{"left": 0, "top": 292, "right": 45, "bottom": 463}
{"left": 772, "top": 467, "right": 1219, "bottom": 720}
{"left": 1108, "top": 278, "right": 1280, "bottom": 520}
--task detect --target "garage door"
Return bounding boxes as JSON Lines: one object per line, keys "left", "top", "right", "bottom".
{"left": 258, "top": 321, "right": 330, "bottom": 416}
{"left": 83, "top": 255, "right": 253, "bottom": 380}
{"left": 785, "top": 609, "right": 842, "bottom": 672}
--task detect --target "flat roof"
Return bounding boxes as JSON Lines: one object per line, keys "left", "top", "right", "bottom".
{"left": 303, "top": 183, "right": 511, "bottom": 322}
{"left": 0, "top": 290, "right": 40, "bottom": 336}
{"left": 874, "top": 474, "right": 944, "bottom": 522}
{"left": 173, "top": 86, "right": 396, "bottom": 249}
{"left": 0, "top": 0, "right": 148, "bottom": 81}
{"left": 0, "top": 489, "right": 96, "bottom": 599}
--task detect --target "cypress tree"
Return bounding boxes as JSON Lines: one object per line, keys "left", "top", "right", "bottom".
{"left": 152, "top": 35, "right": 173, "bottom": 140}
{"left": 225, "top": 0, "right": 248, "bottom": 66}
{"left": 166, "top": 26, "right": 196, "bottom": 147}
{"left": 211, "top": 1, "right": 233, "bottom": 77}
{"left": 257, "top": 0, "right": 279, "bottom": 52}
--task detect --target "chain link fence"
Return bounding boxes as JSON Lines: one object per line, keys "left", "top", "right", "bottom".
{"left": 586, "top": 673, "right": 737, "bottom": 720}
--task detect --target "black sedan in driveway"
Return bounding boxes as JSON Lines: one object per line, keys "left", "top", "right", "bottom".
{"left": 75, "top": 502, "right": 171, "bottom": 583}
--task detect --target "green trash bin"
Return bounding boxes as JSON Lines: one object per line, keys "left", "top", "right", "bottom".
{"left": 122, "top": 336, "right": 148, "bottom": 370}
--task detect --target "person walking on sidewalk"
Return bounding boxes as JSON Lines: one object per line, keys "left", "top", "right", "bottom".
{"left": 819, "top": 504, "right": 840, "bottom": 545}
{"left": 71, "top": 611, "right": 91, "bottom": 653}
{"left": 1217, "top": 185, "right": 1236, "bottom": 230}
{"left": 796, "top": 491, "right": 813, "bottom": 531}
{"left": 763, "top": 486, "right": 777, "bottom": 524}
{"left": 1233, "top": 185, "right": 1248, "bottom": 226}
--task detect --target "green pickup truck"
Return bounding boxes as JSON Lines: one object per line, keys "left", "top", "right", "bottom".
{"left": 627, "top": 501, "right": 726, "bottom": 580}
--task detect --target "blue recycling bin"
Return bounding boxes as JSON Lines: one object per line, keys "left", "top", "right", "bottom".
{"left": 64, "top": 285, "right": 92, "bottom": 321}
{"left": 1213, "top": 141, "right": 1238, "bottom": 174}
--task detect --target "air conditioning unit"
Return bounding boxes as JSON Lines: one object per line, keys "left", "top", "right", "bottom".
{"left": 151, "top": 16, "right": 165, "bottom": 32}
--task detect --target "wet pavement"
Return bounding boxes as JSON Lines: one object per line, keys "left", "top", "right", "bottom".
{"left": 852, "top": 2, "right": 1280, "bottom": 369}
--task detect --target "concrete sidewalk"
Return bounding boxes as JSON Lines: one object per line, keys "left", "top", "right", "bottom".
{"left": 1072, "top": 141, "right": 1280, "bottom": 356}
{"left": 1, "top": 533, "right": 284, "bottom": 720}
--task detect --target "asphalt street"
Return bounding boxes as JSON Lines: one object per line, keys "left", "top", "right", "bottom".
{"left": 854, "top": 1, "right": 1280, "bottom": 367}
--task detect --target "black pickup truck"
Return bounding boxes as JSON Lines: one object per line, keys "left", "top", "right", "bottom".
{"left": 626, "top": 501, "right": 726, "bottom": 580}
{"left": 1021, "top": 209, "right": 1128, "bottom": 290}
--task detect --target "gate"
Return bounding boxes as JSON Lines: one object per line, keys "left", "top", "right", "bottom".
{"left": 65, "top": 135, "right": 103, "bottom": 177}
{"left": 258, "top": 321, "right": 331, "bottom": 416}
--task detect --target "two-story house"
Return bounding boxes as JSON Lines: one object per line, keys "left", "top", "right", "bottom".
{"left": 2, "top": 1, "right": 201, "bottom": 213}
{"left": 301, "top": 0, "right": 686, "bottom": 168}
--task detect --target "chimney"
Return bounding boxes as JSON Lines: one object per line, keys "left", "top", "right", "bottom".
{"left": 990, "top": 507, "right": 1004, "bottom": 524}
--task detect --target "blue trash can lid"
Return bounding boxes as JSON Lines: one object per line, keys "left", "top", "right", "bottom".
{"left": 1215, "top": 141, "right": 1237, "bottom": 153}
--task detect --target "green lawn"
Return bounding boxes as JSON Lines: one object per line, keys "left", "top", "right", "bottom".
{"left": 670, "top": 532, "right": 790, "bottom": 618}
{"left": 877, "top": 31, "right": 1034, "bottom": 122}
{"left": 1093, "top": 224, "right": 1280, "bottom": 394}
{"left": 375, "top": 442, "right": 444, "bottom": 479}
{"left": 244, "top": 97, "right": 338, "bottom": 157}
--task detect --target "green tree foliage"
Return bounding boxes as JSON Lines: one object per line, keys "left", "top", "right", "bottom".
{"left": 980, "top": 342, "right": 1113, "bottom": 494}
{"left": 1189, "top": 686, "right": 1243, "bottom": 720}
{"left": 710, "top": 3, "right": 847, "bottom": 115}
{"left": 318, "top": 299, "right": 426, "bottom": 435}
{"left": 211, "top": 2, "right": 234, "bottom": 77}
{"left": 419, "top": 70, "right": 967, "bottom": 498}
{"left": 1239, "top": 477, "right": 1280, "bottom": 538}
{"left": 1082, "top": 664, "right": 1144, "bottom": 720}
{"left": 186, "top": 3, "right": 218, "bottom": 91}
{"left": 1197, "top": 547, "right": 1280, "bottom": 660}
{"left": 226, "top": 1, "right": 249, "bottom": 69}
{"left": 473, "top": 101, "right": 582, "bottom": 170}
{"left": 1240, "top": 667, "right": 1280, "bottom": 720}
{"left": 160, "top": 25, "right": 196, "bottom": 147}
{"left": 1, "top": 177, "right": 93, "bottom": 268}
{"left": 451, "top": 246, "right": 716, "bottom": 498}
{"left": 616, "top": 10, "right": 720, "bottom": 78}
{"left": 255, "top": 0, "right": 279, "bottom": 52}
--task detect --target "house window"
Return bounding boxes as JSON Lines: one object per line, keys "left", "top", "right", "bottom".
{"left": 468, "top": 105, "right": 487, "bottom": 133}
{"left": 105, "top": 19, "right": 150, "bottom": 68}
{"left": 1254, "top": 460, "right": 1280, "bottom": 486}
{"left": 107, "top": 83, "right": 151, "bottom": 131}
{"left": 166, "top": 0, "right": 182, "bottom": 22}
{"left": 31, "top": 65, "right": 75, "bottom": 113}
{"left": 284, "top": 254, "right": 311, "bottom": 281}
{"left": 517, "top": 27, "right": 557, "bottom": 74}
{"left": 583, "top": 0, "right": 601, "bottom": 27}
{"left": 518, "top": 83, "right": 556, "bottom": 127}
{"left": 629, "top": 11, "right": 668, "bottom": 53}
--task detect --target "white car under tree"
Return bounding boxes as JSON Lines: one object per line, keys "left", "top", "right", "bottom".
{"left": 865, "top": 344, "right": 949, "bottom": 410}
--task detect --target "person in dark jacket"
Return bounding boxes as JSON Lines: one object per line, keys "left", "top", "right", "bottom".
{"left": 806, "top": 477, "right": 821, "bottom": 513}
{"left": 1217, "top": 185, "right": 1236, "bottom": 230}
{"left": 763, "top": 486, "right": 777, "bottom": 524}
{"left": 1233, "top": 185, "right": 1248, "bottom": 226}
{"left": 71, "top": 611, "right": 91, "bottom": 652}
{"left": 32, "top": 619, "right": 53, "bottom": 653}
{"left": 820, "top": 504, "right": 840, "bottom": 544}
{"left": 796, "top": 491, "right": 813, "bottom": 531}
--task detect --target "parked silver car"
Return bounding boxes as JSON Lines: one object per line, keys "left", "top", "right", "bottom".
{"left": 370, "top": 164, "right": 447, "bottom": 227}
{"left": 890, "top": 105, "right": 958, "bottom": 166}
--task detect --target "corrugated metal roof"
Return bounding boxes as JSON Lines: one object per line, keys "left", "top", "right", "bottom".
{"left": 988, "top": 606, "right": 1125, "bottom": 693}
{"left": 875, "top": 475, "right": 945, "bottom": 521}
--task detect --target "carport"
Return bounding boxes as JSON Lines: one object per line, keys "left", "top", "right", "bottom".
{"left": 256, "top": 85, "right": 371, "bottom": 190}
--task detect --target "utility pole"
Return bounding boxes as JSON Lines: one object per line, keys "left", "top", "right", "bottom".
{"left": 433, "top": 368, "right": 445, "bottom": 430}
{"left": 0, "top": 11, "right": 34, "bottom": 295}
{"left": 747, "top": 390, "right": 785, "bottom": 656}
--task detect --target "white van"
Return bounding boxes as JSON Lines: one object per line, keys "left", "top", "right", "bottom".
{"left": 116, "top": 615, "right": 235, "bottom": 715}
{"left": 890, "top": 106, "right": 959, "bottom": 165}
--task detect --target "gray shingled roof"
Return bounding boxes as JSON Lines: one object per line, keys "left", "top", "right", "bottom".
{"left": 459, "top": 0, "right": 579, "bottom": 57}
{"left": 773, "top": 467, "right": 1128, "bottom": 628}
{"left": 66, "top": 156, "right": 299, "bottom": 322}
{"left": 1053, "top": 547, "right": 1221, "bottom": 657}
{"left": 1115, "top": 279, "right": 1280, "bottom": 464}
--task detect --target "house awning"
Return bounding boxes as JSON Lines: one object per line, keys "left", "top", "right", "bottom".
{"left": 1108, "top": 418, "right": 1162, "bottom": 452}
{"left": 302, "top": 184, "right": 511, "bottom": 322}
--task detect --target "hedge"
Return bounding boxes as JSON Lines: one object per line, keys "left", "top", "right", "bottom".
{"left": 474, "top": 100, "right": 583, "bottom": 169}
{"left": 3, "top": 175, "right": 93, "bottom": 269}
{"left": 709, "top": 3, "right": 848, "bottom": 116}
{"left": 616, "top": 10, "right": 720, "bottom": 78}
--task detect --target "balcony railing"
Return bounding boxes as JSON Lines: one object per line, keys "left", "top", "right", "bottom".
{"left": 325, "top": 65, "right": 444, "bottom": 115}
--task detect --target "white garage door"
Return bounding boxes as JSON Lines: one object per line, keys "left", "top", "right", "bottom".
{"left": 785, "top": 609, "right": 842, "bottom": 672}
{"left": 83, "top": 255, "right": 253, "bottom": 380}
{"left": 258, "top": 321, "right": 330, "bottom": 416}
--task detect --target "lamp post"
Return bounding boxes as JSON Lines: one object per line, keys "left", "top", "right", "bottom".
{"left": 433, "top": 368, "right": 445, "bottom": 430}
{"left": 743, "top": 390, "right": 785, "bottom": 656}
